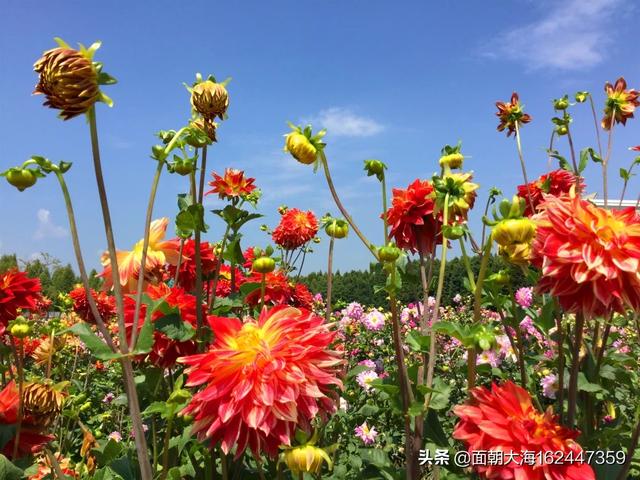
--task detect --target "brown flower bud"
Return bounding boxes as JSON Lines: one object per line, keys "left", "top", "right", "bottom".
{"left": 191, "top": 80, "right": 229, "bottom": 120}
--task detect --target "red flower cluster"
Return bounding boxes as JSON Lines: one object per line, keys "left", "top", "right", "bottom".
{"left": 386, "top": 179, "right": 441, "bottom": 255}
{"left": 453, "top": 381, "right": 594, "bottom": 480}
{"left": 272, "top": 208, "right": 318, "bottom": 249}
{"left": 531, "top": 190, "right": 640, "bottom": 318}
{"left": 517, "top": 169, "right": 583, "bottom": 216}
{"left": 69, "top": 286, "right": 116, "bottom": 324}
{"left": 179, "top": 306, "right": 343, "bottom": 458}
{"left": 244, "top": 270, "right": 313, "bottom": 309}
{"left": 167, "top": 239, "right": 218, "bottom": 292}
{"left": 206, "top": 168, "right": 256, "bottom": 200}
{"left": 124, "top": 284, "right": 209, "bottom": 369}
{"left": 0, "top": 270, "right": 41, "bottom": 333}
{"left": 0, "top": 381, "right": 53, "bottom": 459}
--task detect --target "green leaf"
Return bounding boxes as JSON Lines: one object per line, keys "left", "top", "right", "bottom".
{"left": 423, "top": 409, "right": 450, "bottom": 447}
{"left": 578, "top": 149, "right": 589, "bottom": 173}
{"left": 175, "top": 204, "right": 208, "bottom": 237}
{"left": 578, "top": 373, "right": 602, "bottom": 392}
{"left": 0, "top": 425, "right": 16, "bottom": 451}
{"left": 0, "top": 454, "right": 23, "bottom": 480}
{"left": 133, "top": 315, "right": 154, "bottom": 355}
{"left": 69, "top": 323, "right": 122, "bottom": 360}
{"left": 239, "top": 282, "right": 261, "bottom": 298}
{"left": 92, "top": 439, "right": 125, "bottom": 467}
{"left": 619, "top": 168, "right": 630, "bottom": 181}
{"left": 586, "top": 147, "right": 603, "bottom": 164}
{"left": 155, "top": 313, "right": 195, "bottom": 341}
{"left": 406, "top": 330, "right": 430, "bottom": 353}
{"left": 109, "top": 456, "right": 137, "bottom": 480}
{"left": 222, "top": 235, "right": 245, "bottom": 264}
{"left": 408, "top": 401, "right": 425, "bottom": 417}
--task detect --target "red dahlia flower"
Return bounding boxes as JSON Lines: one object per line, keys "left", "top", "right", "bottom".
{"left": 167, "top": 239, "right": 218, "bottom": 292}
{"left": 602, "top": 77, "right": 639, "bottom": 130}
{"left": 0, "top": 270, "right": 41, "bottom": 332}
{"left": 531, "top": 190, "right": 640, "bottom": 318}
{"left": 453, "top": 381, "right": 594, "bottom": 480}
{"left": 495, "top": 92, "right": 532, "bottom": 136}
{"left": 179, "top": 306, "right": 343, "bottom": 458}
{"left": 385, "top": 179, "right": 441, "bottom": 255}
{"left": 0, "top": 381, "right": 53, "bottom": 459}
{"left": 291, "top": 283, "right": 314, "bottom": 309}
{"left": 213, "top": 264, "right": 245, "bottom": 298}
{"left": 124, "top": 284, "right": 208, "bottom": 369}
{"left": 272, "top": 209, "right": 318, "bottom": 250}
{"left": 517, "top": 169, "right": 584, "bottom": 216}
{"left": 206, "top": 168, "right": 256, "bottom": 200}
{"left": 69, "top": 286, "right": 115, "bottom": 324}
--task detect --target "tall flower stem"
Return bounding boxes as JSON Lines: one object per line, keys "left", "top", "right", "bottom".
{"left": 556, "top": 310, "right": 566, "bottom": 424}
{"left": 54, "top": 170, "right": 115, "bottom": 349}
{"left": 565, "top": 126, "right": 581, "bottom": 190}
{"left": 617, "top": 413, "right": 640, "bottom": 480}
{"left": 260, "top": 273, "right": 266, "bottom": 311}
{"left": 470, "top": 239, "right": 493, "bottom": 390}
{"left": 207, "top": 224, "right": 231, "bottom": 311}
{"left": 174, "top": 238, "right": 185, "bottom": 284}
{"left": 567, "top": 312, "right": 585, "bottom": 427}
{"left": 320, "top": 151, "right": 378, "bottom": 259}
{"left": 458, "top": 239, "right": 476, "bottom": 291}
{"left": 130, "top": 159, "right": 164, "bottom": 349}
{"left": 326, "top": 236, "right": 335, "bottom": 322}
{"left": 194, "top": 145, "right": 208, "bottom": 333}
{"left": 160, "top": 416, "right": 174, "bottom": 480}
{"left": 87, "top": 106, "right": 153, "bottom": 480}
{"left": 588, "top": 95, "right": 604, "bottom": 159}
{"left": 381, "top": 173, "right": 389, "bottom": 243}
{"left": 131, "top": 126, "right": 187, "bottom": 348}
{"left": 514, "top": 121, "right": 535, "bottom": 214}
{"left": 11, "top": 339, "right": 24, "bottom": 460}
{"left": 603, "top": 110, "right": 616, "bottom": 207}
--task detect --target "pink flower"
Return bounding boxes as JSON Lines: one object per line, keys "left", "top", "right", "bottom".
{"left": 356, "top": 370, "right": 379, "bottom": 392}
{"left": 362, "top": 310, "right": 385, "bottom": 331}
{"left": 540, "top": 373, "right": 558, "bottom": 399}
{"left": 108, "top": 431, "right": 122, "bottom": 442}
{"left": 354, "top": 422, "right": 378, "bottom": 445}
{"left": 515, "top": 287, "right": 533, "bottom": 308}
{"left": 358, "top": 359, "right": 376, "bottom": 369}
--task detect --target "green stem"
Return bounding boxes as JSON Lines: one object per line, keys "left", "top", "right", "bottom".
{"left": 160, "top": 416, "right": 174, "bottom": 480}
{"left": 194, "top": 145, "right": 208, "bottom": 333}
{"left": 320, "top": 151, "right": 377, "bottom": 259}
{"left": 221, "top": 449, "right": 229, "bottom": 480}
{"left": 260, "top": 273, "right": 266, "bottom": 311}
{"left": 470, "top": 239, "right": 493, "bottom": 390}
{"left": 54, "top": 171, "right": 115, "bottom": 350}
{"left": 11, "top": 340, "right": 24, "bottom": 460}
{"left": 514, "top": 121, "right": 535, "bottom": 214}
{"left": 567, "top": 312, "right": 585, "bottom": 427}
{"left": 458, "top": 239, "right": 476, "bottom": 291}
{"left": 174, "top": 238, "right": 185, "bottom": 285}
{"left": 381, "top": 173, "right": 389, "bottom": 244}
{"left": 130, "top": 159, "right": 164, "bottom": 349}
{"left": 603, "top": 110, "right": 616, "bottom": 207}
{"left": 207, "top": 224, "right": 232, "bottom": 311}
{"left": 565, "top": 125, "right": 582, "bottom": 191}
{"left": 326, "top": 236, "right": 334, "bottom": 322}
{"left": 588, "top": 95, "right": 604, "bottom": 160}
{"left": 86, "top": 106, "right": 153, "bottom": 480}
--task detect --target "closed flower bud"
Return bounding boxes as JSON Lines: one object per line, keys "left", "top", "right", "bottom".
{"left": 556, "top": 125, "right": 568, "bottom": 136}
{"left": 191, "top": 80, "right": 229, "bottom": 120}
{"left": 325, "top": 219, "right": 349, "bottom": 239}
{"left": 252, "top": 256, "right": 276, "bottom": 274}
{"left": 33, "top": 44, "right": 101, "bottom": 120}
{"left": 491, "top": 218, "right": 536, "bottom": 246}
{"left": 285, "top": 132, "right": 317, "bottom": 165}
{"left": 187, "top": 118, "right": 217, "bottom": 147}
{"left": 170, "top": 159, "right": 195, "bottom": 176}
{"left": 3, "top": 167, "right": 40, "bottom": 192}
{"left": 442, "top": 224, "right": 465, "bottom": 240}
{"left": 23, "top": 381, "right": 66, "bottom": 426}
{"left": 363, "top": 159, "right": 386, "bottom": 178}
{"left": 378, "top": 243, "right": 401, "bottom": 263}
{"left": 439, "top": 152, "right": 464, "bottom": 169}
{"left": 554, "top": 97, "right": 570, "bottom": 110}
{"left": 10, "top": 321, "right": 31, "bottom": 339}
{"left": 575, "top": 91, "right": 589, "bottom": 103}
{"left": 283, "top": 445, "right": 332, "bottom": 475}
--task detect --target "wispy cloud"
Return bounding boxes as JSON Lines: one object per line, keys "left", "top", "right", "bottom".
{"left": 304, "top": 107, "right": 384, "bottom": 137}
{"left": 34, "top": 209, "right": 67, "bottom": 240}
{"left": 482, "top": 0, "right": 625, "bottom": 71}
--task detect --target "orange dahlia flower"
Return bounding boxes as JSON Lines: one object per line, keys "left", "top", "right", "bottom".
{"left": 602, "top": 77, "right": 639, "bottom": 130}
{"left": 0, "top": 270, "right": 42, "bottom": 333}
{"left": 205, "top": 168, "right": 257, "bottom": 200}
{"left": 68, "top": 286, "right": 115, "bottom": 324}
{"left": 496, "top": 92, "right": 532, "bottom": 136}
{"left": 244, "top": 270, "right": 313, "bottom": 309}
{"left": 385, "top": 179, "right": 441, "bottom": 255}
{"left": 272, "top": 208, "right": 319, "bottom": 250}
{"left": 517, "top": 169, "right": 583, "bottom": 216}
{"left": 179, "top": 306, "right": 343, "bottom": 458}
{"left": 0, "top": 381, "right": 53, "bottom": 459}
{"left": 213, "top": 264, "right": 246, "bottom": 298}
{"left": 453, "top": 381, "right": 594, "bottom": 480}
{"left": 124, "top": 283, "right": 206, "bottom": 369}
{"left": 167, "top": 239, "right": 218, "bottom": 292}
{"left": 531, "top": 190, "right": 640, "bottom": 317}
{"left": 100, "top": 218, "right": 180, "bottom": 293}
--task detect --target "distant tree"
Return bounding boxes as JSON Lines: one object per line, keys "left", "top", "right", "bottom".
{"left": 88, "top": 268, "right": 104, "bottom": 291}
{"left": 50, "top": 264, "right": 78, "bottom": 297}
{"left": 24, "top": 258, "right": 52, "bottom": 296}
{"left": 0, "top": 254, "right": 18, "bottom": 273}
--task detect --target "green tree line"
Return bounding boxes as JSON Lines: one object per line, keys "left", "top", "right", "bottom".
{"left": 300, "top": 254, "right": 529, "bottom": 308}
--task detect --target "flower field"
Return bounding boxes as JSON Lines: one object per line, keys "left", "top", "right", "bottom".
{"left": 1, "top": 37, "right": 640, "bottom": 480}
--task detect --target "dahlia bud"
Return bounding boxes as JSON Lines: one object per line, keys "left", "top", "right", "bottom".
{"left": 575, "top": 91, "right": 589, "bottom": 103}
{"left": 439, "top": 152, "right": 464, "bottom": 169}
{"left": 33, "top": 39, "right": 113, "bottom": 120}
{"left": 556, "top": 125, "right": 568, "bottom": 136}
{"left": 442, "top": 224, "right": 465, "bottom": 240}
{"left": 473, "top": 326, "right": 496, "bottom": 351}
{"left": 486, "top": 270, "right": 511, "bottom": 286}
{"left": 252, "top": 256, "right": 276, "bottom": 274}
{"left": 553, "top": 96, "right": 570, "bottom": 110}
{"left": 2, "top": 167, "right": 41, "bottom": 192}
{"left": 283, "top": 445, "right": 332, "bottom": 475}
{"left": 23, "top": 381, "right": 66, "bottom": 425}
{"left": 169, "top": 158, "right": 195, "bottom": 176}
{"left": 10, "top": 316, "right": 31, "bottom": 338}
{"left": 190, "top": 78, "right": 229, "bottom": 120}
{"left": 491, "top": 218, "right": 536, "bottom": 246}
{"left": 363, "top": 159, "right": 387, "bottom": 180}
{"left": 325, "top": 219, "right": 349, "bottom": 239}
{"left": 284, "top": 123, "right": 325, "bottom": 166}
{"left": 167, "top": 388, "right": 191, "bottom": 406}
{"left": 187, "top": 118, "right": 217, "bottom": 147}
{"left": 378, "top": 243, "right": 401, "bottom": 263}
{"left": 498, "top": 242, "right": 533, "bottom": 267}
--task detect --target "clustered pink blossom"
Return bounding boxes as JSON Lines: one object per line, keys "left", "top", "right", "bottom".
{"left": 354, "top": 421, "right": 378, "bottom": 445}
{"left": 515, "top": 287, "right": 534, "bottom": 308}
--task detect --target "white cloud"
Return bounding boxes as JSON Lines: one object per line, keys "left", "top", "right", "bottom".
{"left": 34, "top": 209, "right": 67, "bottom": 240}
{"left": 483, "top": 0, "right": 625, "bottom": 71}
{"left": 305, "top": 107, "right": 384, "bottom": 137}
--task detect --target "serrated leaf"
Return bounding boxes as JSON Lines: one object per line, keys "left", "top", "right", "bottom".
{"left": 155, "top": 313, "right": 195, "bottom": 341}
{"left": 69, "top": 323, "right": 122, "bottom": 360}
{"left": 0, "top": 454, "right": 23, "bottom": 480}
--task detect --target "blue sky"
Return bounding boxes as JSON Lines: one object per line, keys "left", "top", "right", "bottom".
{"left": 1, "top": 0, "right": 638, "bottom": 275}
